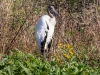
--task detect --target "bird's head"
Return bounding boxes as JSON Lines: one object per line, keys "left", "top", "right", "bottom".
{"left": 47, "top": 6, "right": 62, "bottom": 20}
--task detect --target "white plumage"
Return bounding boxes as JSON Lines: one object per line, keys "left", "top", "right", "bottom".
{"left": 35, "top": 6, "right": 61, "bottom": 54}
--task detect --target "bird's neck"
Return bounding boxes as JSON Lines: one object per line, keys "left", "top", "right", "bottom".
{"left": 49, "top": 17, "right": 56, "bottom": 26}
{"left": 48, "top": 11, "right": 53, "bottom": 18}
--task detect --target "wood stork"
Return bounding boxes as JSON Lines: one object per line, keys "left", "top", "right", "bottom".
{"left": 35, "top": 6, "right": 61, "bottom": 55}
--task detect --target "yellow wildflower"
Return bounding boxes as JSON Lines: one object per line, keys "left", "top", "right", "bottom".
{"left": 63, "top": 54, "right": 70, "bottom": 59}
{"left": 69, "top": 51, "right": 73, "bottom": 55}
{"left": 58, "top": 44, "right": 63, "bottom": 48}
{"left": 69, "top": 47, "right": 73, "bottom": 50}
{"left": 98, "top": 6, "right": 100, "bottom": 10}
{"left": 65, "top": 44, "right": 73, "bottom": 50}
{"left": 56, "top": 58, "right": 60, "bottom": 62}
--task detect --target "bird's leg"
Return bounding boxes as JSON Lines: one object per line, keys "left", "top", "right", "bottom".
{"left": 41, "top": 41, "right": 45, "bottom": 55}
{"left": 48, "top": 39, "right": 52, "bottom": 52}
{"left": 41, "top": 48, "right": 44, "bottom": 55}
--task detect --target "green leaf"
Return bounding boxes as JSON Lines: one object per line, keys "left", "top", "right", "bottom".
{"left": 7, "top": 66, "right": 12, "bottom": 75}
{"left": 18, "top": 61, "right": 32, "bottom": 75}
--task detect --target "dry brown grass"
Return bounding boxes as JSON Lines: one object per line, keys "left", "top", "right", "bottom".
{"left": 0, "top": 0, "right": 100, "bottom": 66}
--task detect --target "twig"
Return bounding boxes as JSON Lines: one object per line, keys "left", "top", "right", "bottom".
{"left": 4, "top": 25, "right": 24, "bottom": 54}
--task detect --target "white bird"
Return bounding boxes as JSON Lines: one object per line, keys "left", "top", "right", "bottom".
{"left": 35, "top": 6, "right": 61, "bottom": 55}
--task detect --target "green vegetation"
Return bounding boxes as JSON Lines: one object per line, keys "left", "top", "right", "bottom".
{"left": 0, "top": 49, "right": 100, "bottom": 75}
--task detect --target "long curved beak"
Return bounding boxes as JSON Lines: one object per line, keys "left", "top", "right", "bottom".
{"left": 53, "top": 9, "right": 62, "bottom": 21}
{"left": 56, "top": 13, "right": 63, "bottom": 21}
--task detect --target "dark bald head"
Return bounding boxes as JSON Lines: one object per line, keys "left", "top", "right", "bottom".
{"left": 47, "top": 6, "right": 60, "bottom": 18}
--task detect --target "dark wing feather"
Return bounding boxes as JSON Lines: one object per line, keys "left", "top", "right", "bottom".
{"left": 41, "top": 31, "right": 48, "bottom": 54}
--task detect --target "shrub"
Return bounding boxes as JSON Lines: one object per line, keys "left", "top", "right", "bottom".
{"left": 0, "top": 50, "right": 100, "bottom": 75}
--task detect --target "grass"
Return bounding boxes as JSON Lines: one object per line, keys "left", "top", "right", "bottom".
{"left": 0, "top": 49, "right": 100, "bottom": 75}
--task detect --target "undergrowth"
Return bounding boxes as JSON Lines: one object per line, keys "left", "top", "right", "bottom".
{"left": 0, "top": 50, "right": 100, "bottom": 75}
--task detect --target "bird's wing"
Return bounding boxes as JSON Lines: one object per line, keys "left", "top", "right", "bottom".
{"left": 43, "top": 21, "right": 54, "bottom": 50}
{"left": 40, "top": 21, "right": 50, "bottom": 51}
{"left": 35, "top": 17, "right": 49, "bottom": 51}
